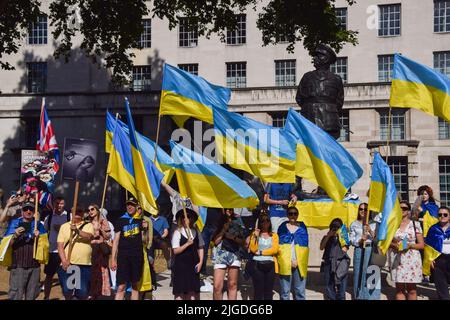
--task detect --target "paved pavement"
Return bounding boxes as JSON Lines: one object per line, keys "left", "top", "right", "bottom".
{"left": 150, "top": 266, "right": 437, "bottom": 300}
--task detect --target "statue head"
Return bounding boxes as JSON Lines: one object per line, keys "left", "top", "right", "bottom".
{"left": 312, "top": 44, "right": 337, "bottom": 70}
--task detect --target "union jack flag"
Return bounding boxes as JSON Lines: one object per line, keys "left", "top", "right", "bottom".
{"left": 36, "top": 98, "right": 60, "bottom": 172}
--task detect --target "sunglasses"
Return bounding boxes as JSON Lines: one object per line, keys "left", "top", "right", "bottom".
{"left": 359, "top": 207, "right": 368, "bottom": 211}
{"left": 88, "top": 208, "right": 96, "bottom": 212}
{"left": 400, "top": 207, "right": 409, "bottom": 211}
{"left": 22, "top": 207, "right": 34, "bottom": 212}
{"left": 438, "top": 213, "right": 449, "bottom": 218}
{"left": 287, "top": 211, "right": 298, "bottom": 216}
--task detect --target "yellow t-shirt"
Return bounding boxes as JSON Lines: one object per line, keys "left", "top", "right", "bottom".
{"left": 57, "top": 221, "right": 94, "bottom": 265}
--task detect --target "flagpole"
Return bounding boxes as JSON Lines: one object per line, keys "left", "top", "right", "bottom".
{"left": 67, "top": 180, "right": 80, "bottom": 262}
{"left": 100, "top": 113, "right": 120, "bottom": 211}
{"left": 33, "top": 192, "right": 39, "bottom": 257}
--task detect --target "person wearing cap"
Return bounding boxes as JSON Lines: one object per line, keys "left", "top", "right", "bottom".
{"left": 111, "top": 197, "right": 145, "bottom": 300}
{"left": 295, "top": 43, "right": 344, "bottom": 140}
{"left": 171, "top": 208, "right": 204, "bottom": 300}
{"left": 0, "top": 191, "right": 27, "bottom": 239}
{"left": 4, "top": 201, "right": 47, "bottom": 300}
{"left": 57, "top": 206, "right": 94, "bottom": 300}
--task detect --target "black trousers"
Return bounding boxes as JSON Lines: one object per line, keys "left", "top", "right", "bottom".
{"left": 432, "top": 254, "right": 450, "bottom": 300}
{"left": 251, "top": 261, "right": 275, "bottom": 300}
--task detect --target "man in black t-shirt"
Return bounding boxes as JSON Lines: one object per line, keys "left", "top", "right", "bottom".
{"left": 111, "top": 197, "right": 144, "bottom": 300}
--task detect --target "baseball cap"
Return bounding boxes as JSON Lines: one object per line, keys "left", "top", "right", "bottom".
{"left": 126, "top": 197, "right": 139, "bottom": 206}
{"left": 22, "top": 202, "right": 35, "bottom": 211}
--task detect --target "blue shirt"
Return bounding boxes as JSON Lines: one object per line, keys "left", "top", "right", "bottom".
{"left": 266, "top": 183, "right": 294, "bottom": 218}
{"left": 151, "top": 216, "right": 169, "bottom": 237}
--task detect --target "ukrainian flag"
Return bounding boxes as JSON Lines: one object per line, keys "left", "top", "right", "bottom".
{"left": 423, "top": 222, "right": 450, "bottom": 276}
{"left": 368, "top": 152, "right": 402, "bottom": 255}
{"left": 277, "top": 221, "right": 309, "bottom": 278}
{"left": 213, "top": 108, "right": 297, "bottom": 183}
{"left": 196, "top": 206, "right": 208, "bottom": 232}
{"left": 337, "top": 224, "right": 351, "bottom": 248}
{"left": 170, "top": 140, "right": 259, "bottom": 209}
{"left": 421, "top": 201, "right": 439, "bottom": 237}
{"left": 284, "top": 108, "right": 363, "bottom": 202}
{"left": 105, "top": 111, "right": 174, "bottom": 183}
{"left": 124, "top": 98, "right": 164, "bottom": 210}
{"left": 390, "top": 54, "right": 450, "bottom": 122}
{"left": 160, "top": 63, "right": 231, "bottom": 127}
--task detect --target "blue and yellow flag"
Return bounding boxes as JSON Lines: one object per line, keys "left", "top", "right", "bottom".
{"left": 296, "top": 198, "right": 360, "bottom": 230}
{"left": 160, "top": 64, "right": 231, "bottom": 127}
{"left": 170, "top": 140, "right": 259, "bottom": 209}
{"left": 421, "top": 201, "right": 439, "bottom": 237}
{"left": 123, "top": 98, "right": 164, "bottom": 211}
{"left": 390, "top": 54, "right": 450, "bottom": 122}
{"left": 283, "top": 108, "right": 363, "bottom": 202}
{"left": 196, "top": 206, "right": 208, "bottom": 232}
{"left": 368, "top": 152, "right": 402, "bottom": 255}
{"left": 213, "top": 108, "right": 297, "bottom": 183}
{"left": 277, "top": 221, "right": 309, "bottom": 278}
{"left": 337, "top": 224, "right": 351, "bottom": 248}
{"left": 105, "top": 111, "right": 174, "bottom": 183}
{"left": 423, "top": 222, "right": 450, "bottom": 275}
{"left": 107, "top": 112, "right": 159, "bottom": 213}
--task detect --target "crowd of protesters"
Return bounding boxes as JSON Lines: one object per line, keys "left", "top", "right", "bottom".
{"left": 0, "top": 182, "right": 448, "bottom": 300}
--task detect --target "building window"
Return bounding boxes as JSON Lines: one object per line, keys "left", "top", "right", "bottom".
{"left": 179, "top": 18, "right": 198, "bottom": 47}
{"left": 138, "top": 19, "right": 151, "bottom": 48}
{"left": 28, "top": 15, "right": 47, "bottom": 45}
{"left": 330, "top": 57, "right": 348, "bottom": 83}
{"left": 439, "top": 118, "right": 450, "bottom": 139}
{"left": 335, "top": 8, "right": 348, "bottom": 31}
{"left": 434, "top": 0, "right": 450, "bottom": 33}
{"left": 434, "top": 51, "right": 450, "bottom": 76}
{"left": 226, "top": 62, "right": 246, "bottom": 88}
{"left": 275, "top": 60, "right": 296, "bottom": 87}
{"left": 226, "top": 14, "right": 246, "bottom": 45}
{"left": 380, "top": 109, "right": 406, "bottom": 141}
{"left": 132, "top": 65, "right": 151, "bottom": 91}
{"left": 439, "top": 156, "right": 450, "bottom": 206}
{"left": 384, "top": 156, "right": 409, "bottom": 201}
{"left": 378, "top": 55, "right": 395, "bottom": 82}
{"left": 178, "top": 64, "right": 199, "bottom": 76}
{"left": 338, "top": 109, "right": 350, "bottom": 142}
{"left": 27, "top": 62, "right": 47, "bottom": 93}
{"left": 378, "top": 4, "right": 401, "bottom": 36}
{"left": 21, "top": 118, "right": 39, "bottom": 148}
{"left": 272, "top": 112, "right": 288, "bottom": 128}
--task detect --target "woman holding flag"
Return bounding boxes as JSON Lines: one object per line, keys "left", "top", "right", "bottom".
{"left": 425, "top": 206, "right": 450, "bottom": 300}
{"left": 389, "top": 201, "right": 424, "bottom": 300}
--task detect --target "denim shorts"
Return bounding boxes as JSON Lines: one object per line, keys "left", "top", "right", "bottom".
{"left": 57, "top": 264, "right": 91, "bottom": 299}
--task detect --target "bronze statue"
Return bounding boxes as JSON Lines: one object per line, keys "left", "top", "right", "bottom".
{"left": 295, "top": 44, "right": 344, "bottom": 140}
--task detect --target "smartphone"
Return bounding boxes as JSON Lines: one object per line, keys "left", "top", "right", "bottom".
{"left": 18, "top": 221, "right": 32, "bottom": 233}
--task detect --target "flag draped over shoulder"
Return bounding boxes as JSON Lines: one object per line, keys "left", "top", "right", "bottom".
{"left": 105, "top": 112, "right": 174, "bottom": 183}
{"left": 170, "top": 140, "right": 259, "bottom": 209}
{"left": 213, "top": 108, "right": 296, "bottom": 183}
{"left": 368, "top": 152, "right": 402, "bottom": 255}
{"left": 423, "top": 223, "right": 450, "bottom": 276}
{"left": 421, "top": 201, "right": 439, "bottom": 237}
{"left": 124, "top": 98, "right": 164, "bottom": 210}
{"left": 37, "top": 98, "right": 60, "bottom": 172}
{"left": 283, "top": 108, "right": 363, "bottom": 202}
{"left": 160, "top": 64, "right": 231, "bottom": 127}
{"left": 390, "top": 53, "right": 450, "bottom": 122}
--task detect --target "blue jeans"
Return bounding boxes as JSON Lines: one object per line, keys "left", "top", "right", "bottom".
{"left": 353, "top": 246, "right": 381, "bottom": 300}
{"left": 323, "top": 262, "right": 347, "bottom": 300}
{"left": 279, "top": 268, "right": 306, "bottom": 300}
{"left": 57, "top": 265, "right": 91, "bottom": 300}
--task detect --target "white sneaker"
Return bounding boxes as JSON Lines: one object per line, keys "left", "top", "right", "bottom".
{"left": 200, "top": 280, "right": 213, "bottom": 293}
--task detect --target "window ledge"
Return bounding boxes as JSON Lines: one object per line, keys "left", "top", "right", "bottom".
{"left": 366, "top": 140, "right": 420, "bottom": 148}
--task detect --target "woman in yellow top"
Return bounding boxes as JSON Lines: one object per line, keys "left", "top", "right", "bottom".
{"left": 249, "top": 213, "right": 279, "bottom": 300}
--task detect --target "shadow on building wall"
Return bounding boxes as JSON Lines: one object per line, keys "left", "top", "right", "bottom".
{"left": 0, "top": 45, "right": 181, "bottom": 222}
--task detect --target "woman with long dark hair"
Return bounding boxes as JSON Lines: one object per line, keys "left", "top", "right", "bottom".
{"left": 248, "top": 213, "right": 279, "bottom": 300}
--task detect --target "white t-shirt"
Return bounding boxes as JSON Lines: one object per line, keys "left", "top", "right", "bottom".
{"left": 171, "top": 227, "right": 205, "bottom": 249}
{"left": 442, "top": 238, "right": 450, "bottom": 254}
{"left": 44, "top": 211, "right": 68, "bottom": 253}
{"left": 234, "top": 208, "right": 253, "bottom": 217}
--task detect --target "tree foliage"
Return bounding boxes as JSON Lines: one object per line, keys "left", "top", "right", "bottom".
{"left": 0, "top": 0, "right": 358, "bottom": 85}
